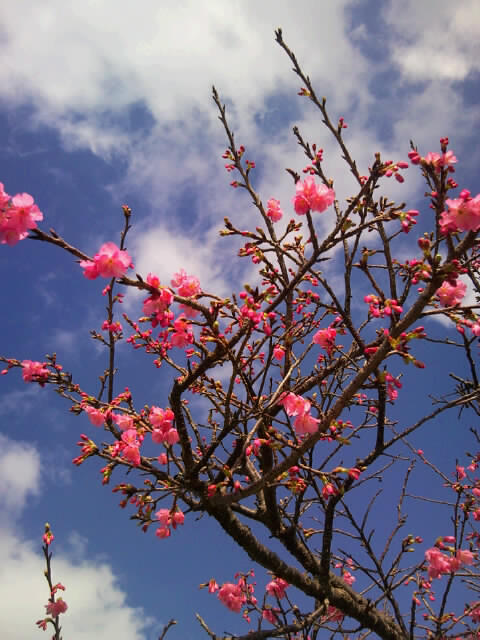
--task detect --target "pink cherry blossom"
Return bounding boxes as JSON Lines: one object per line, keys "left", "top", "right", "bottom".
{"left": 81, "top": 242, "right": 132, "bottom": 279}
{"left": 208, "top": 579, "right": 219, "bottom": 593}
{"left": 121, "top": 429, "right": 140, "bottom": 466}
{"left": 440, "top": 192, "right": 480, "bottom": 233}
{"left": 96, "top": 242, "right": 132, "bottom": 277}
{"left": 172, "top": 510, "right": 185, "bottom": 527}
{"left": 273, "top": 345, "right": 285, "bottom": 360}
{"left": 218, "top": 582, "right": 245, "bottom": 613}
{"left": 155, "top": 526, "right": 171, "bottom": 539}
{"left": 278, "top": 392, "right": 311, "bottom": 417}
{"left": 322, "top": 482, "right": 338, "bottom": 499}
{"left": 293, "top": 177, "right": 335, "bottom": 215}
{"left": 313, "top": 327, "right": 337, "bottom": 356}
{"left": 84, "top": 405, "right": 105, "bottom": 427}
{"left": 266, "top": 577, "right": 288, "bottom": 599}
{"left": 424, "top": 546, "right": 473, "bottom": 580}
{"left": 112, "top": 412, "right": 134, "bottom": 431}
{"left": 150, "top": 406, "right": 174, "bottom": 428}
{"left": 21, "top": 360, "right": 49, "bottom": 384}
{"left": 469, "top": 603, "right": 480, "bottom": 624}
{"left": 343, "top": 570, "right": 356, "bottom": 586}
{"left": 293, "top": 412, "right": 320, "bottom": 435}
{"left": 425, "top": 548, "right": 450, "bottom": 579}
{"left": 0, "top": 188, "right": 43, "bottom": 245}
{"left": 440, "top": 150, "right": 457, "bottom": 170}
{"left": 143, "top": 285, "right": 174, "bottom": 317}
{"left": 45, "top": 598, "right": 68, "bottom": 617}
{"left": 456, "top": 465, "right": 466, "bottom": 479}
{"left": 156, "top": 508, "right": 171, "bottom": 526}
{"left": 152, "top": 427, "right": 180, "bottom": 445}
{"left": 79, "top": 260, "right": 99, "bottom": 279}
{"left": 262, "top": 608, "right": 279, "bottom": 624}
{"left": 0, "top": 182, "right": 9, "bottom": 208}
{"left": 266, "top": 198, "right": 283, "bottom": 222}
{"left": 171, "top": 269, "right": 201, "bottom": 298}
{"left": 348, "top": 467, "right": 362, "bottom": 480}
{"left": 171, "top": 316, "right": 194, "bottom": 348}
{"left": 436, "top": 280, "right": 467, "bottom": 307}
{"left": 424, "top": 152, "right": 442, "bottom": 171}
{"left": 456, "top": 549, "right": 474, "bottom": 566}
{"left": 150, "top": 406, "right": 179, "bottom": 445}
{"left": 156, "top": 510, "right": 183, "bottom": 536}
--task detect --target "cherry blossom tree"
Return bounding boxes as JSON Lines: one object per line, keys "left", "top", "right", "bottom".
{"left": 3, "top": 29, "right": 480, "bottom": 639}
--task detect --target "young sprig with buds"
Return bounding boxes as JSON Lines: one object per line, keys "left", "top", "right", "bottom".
{"left": 36, "top": 524, "right": 68, "bottom": 638}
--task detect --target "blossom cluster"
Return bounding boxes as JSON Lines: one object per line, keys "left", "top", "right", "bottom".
{"left": 139, "top": 271, "right": 200, "bottom": 349}
{"left": 425, "top": 541, "right": 474, "bottom": 580}
{"left": 45, "top": 598, "right": 68, "bottom": 617}
{"left": 265, "top": 576, "right": 289, "bottom": 599}
{"left": 80, "top": 242, "right": 132, "bottom": 280}
{"left": 21, "top": 360, "right": 49, "bottom": 385}
{"left": 278, "top": 391, "right": 319, "bottom": 435}
{"left": 155, "top": 507, "right": 185, "bottom": 539}
{"left": 408, "top": 146, "right": 457, "bottom": 172}
{"left": 150, "top": 406, "right": 179, "bottom": 445}
{"left": 0, "top": 183, "right": 43, "bottom": 245}
{"left": 142, "top": 273, "right": 175, "bottom": 326}
{"left": 266, "top": 198, "right": 283, "bottom": 222}
{"left": 313, "top": 327, "right": 337, "bottom": 356}
{"left": 440, "top": 189, "right": 480, "bottom": 234}
{"left": 436, "top": 279, "right": 467, "bottom": 307}
{"left": 118, "top": 428, "right": 143, "bottom": 466}
{"left": 293, "top": 176, "right": 335, "bottom": 215}
{"left": 207, "top": 572, "right": 287, "bottom": 623}
{"left": 364, "top": 295, "right": 403, "bottom": 318}
{"left": 208, "top": 574, "right": 256, "bottom": 614}
{"left": 171, "top": 268, "right": 201, "bottom": 317}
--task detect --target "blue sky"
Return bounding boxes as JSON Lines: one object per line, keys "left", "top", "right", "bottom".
{"left": 1, "top": 1, "right": 480, "bottom": 638}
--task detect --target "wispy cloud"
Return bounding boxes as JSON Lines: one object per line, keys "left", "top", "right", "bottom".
{"left": 0, "top": 385, "right": 43, "bottom": 417}
{"left": 0, "top": 433, "right": 41, "bottom": 512}
{"left": 0, "top": 432, "right": 157, "bottom": 639}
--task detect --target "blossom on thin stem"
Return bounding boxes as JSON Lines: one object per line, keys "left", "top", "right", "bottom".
{"left": 439, "top": 190, "right": 480, "bottom": 233}
{"left": 266, "top": 198, "right": 283, "bottom": 222}
{"left": 37, "top": 524, "right": 68, "bottom": 636}
{"left": 21, "top": 360, "right": 49, "bottom": 385}
{"left": 266, "top": 577, "right": 289, "bottom": 599}
{"left": 80, "top": 242, "right": 132, "bottom": 279}
{"left": 0, "top": 184, "right": 43, "bottom": 245}
{"left": 313, "top": 327, "right": 337, "bottom": 356}
{"left": 45, "top": 599, "right": 68, "bottom": 617}
{"left": 436, "top": 280, "right": 467, "bottom": 307}
{"left": 293, "top": 177, "right": 335, "bottom": 214}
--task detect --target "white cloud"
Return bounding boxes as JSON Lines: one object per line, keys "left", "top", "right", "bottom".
{"left": 2, "top": 1, "right": 479, "bottom": 305}
{"left": 0, "top": 433, "right": 41, "bottom": 511}
{"left": 0, "top": 527, "right": 154, "bottom": 640}
{"left": 0, "top": 1, "right": 364, "bottom": 154}
{"left": 0, "top": 434, "right": 156, "bottom": 639}
{"left": 48, "top": 327, "right": 79, "bottom": 353}
{"left": 384, "top": 0, "right": 480, "bottom": 82}
{"left": 0, "top": 385, "right": 44, "bottom": 417}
